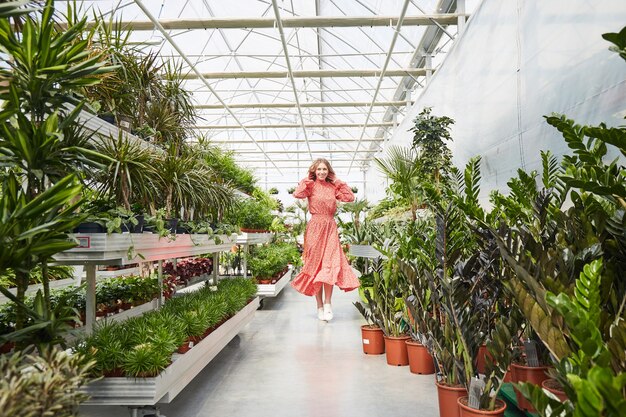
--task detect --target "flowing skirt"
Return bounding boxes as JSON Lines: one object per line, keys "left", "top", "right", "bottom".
{"left": 291, "top": 214, "right": 360, "bottom": 296}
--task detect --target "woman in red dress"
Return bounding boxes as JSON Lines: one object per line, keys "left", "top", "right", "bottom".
{"left": 291, "top": 158, "right": 360, "bottom": 321}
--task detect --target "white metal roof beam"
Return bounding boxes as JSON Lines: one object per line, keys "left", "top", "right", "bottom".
{"left": 349, "top": 0, "right": 410, "bottom": 173}
{"left": 271, "top": 0, "right": 312, "bottom": 158}
{"left": 194, "top": 101, "right": 412, "bottom": 109}
{"left": 132, "top": 0, "right": 283, "bottom": 174}
{"left": 366, "top": 0, "right": 458, "bottom": 156}
{"left": 83, "top": 15, "right": 466, "bottom": 30}
{"left": 195, "top": 122, "right": 394, "bottom": 129}
{"left": 233, "top": 150, "right": 368, "bottom": 154}
{"left": 201, "top": 139, "right": 381, "bottom": 143}
{"left": 180, "top": 68, "right": 429, "bottom": 79}
{"left": 241, "top": 158, "right": 372, "bottom": 162}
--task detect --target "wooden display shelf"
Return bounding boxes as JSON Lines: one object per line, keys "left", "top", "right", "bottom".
{"left": 82, "top": 297, "right": 260, "bottom": 406}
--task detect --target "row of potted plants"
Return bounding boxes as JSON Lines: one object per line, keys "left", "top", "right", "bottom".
{"left": 0, "top": 274, "right": 161, "bottom": 340}
{"left": 73, "top": 277, "right": 257, "bottom": 378}
{"left": 353, "top": 28, "right": 625, "bottom": 417}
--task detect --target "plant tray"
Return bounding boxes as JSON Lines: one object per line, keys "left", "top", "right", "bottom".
{"left": 82, "top": 296, "right": 260, "bottom": 406}
{"left": 256, "top": 267, "right": 293, "bottom": 297}
{"left": 53, "top": 233, "right": 237, "bottom": 265}
{"left": 349, "top": 244, "right": 385, "bottom": 259}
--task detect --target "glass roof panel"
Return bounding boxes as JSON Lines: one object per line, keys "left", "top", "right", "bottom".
{"left": 66, "top": 0, "right": 481, "bottom": 191}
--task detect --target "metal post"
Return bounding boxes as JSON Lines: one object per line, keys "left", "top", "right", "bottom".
{"left": 362, "top": 169, "right": 367, "bottom": 200}
{"left": 212, "top": 253, "right": 219, "bottom": 285}
{"left": 85, "top": 264, "right": 96, "bottom": 334}
{"left": 157, "top": 261, "right": 164, "bottom": 307}
{"left": 425, "top": 54, "right": 433, "bottom": 84}
{"left": 242, "top": 243, "right": 249, "bottom": 279}
{"left": 457, "top": 0, "right": 466, "bottom": 35}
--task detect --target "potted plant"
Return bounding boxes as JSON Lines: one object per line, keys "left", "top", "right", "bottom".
{"left": 364, "top": 253, "right": 410, "bottom": 366}
{"left": 353, "top": 296, "right": 385, "bottom": 355}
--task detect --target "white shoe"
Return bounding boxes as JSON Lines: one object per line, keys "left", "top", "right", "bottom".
{"left": 323, "top": 304, "right": 333, "bottom": 321}
{"left": 317, "top": 308, "right": 325, "bottom": 320}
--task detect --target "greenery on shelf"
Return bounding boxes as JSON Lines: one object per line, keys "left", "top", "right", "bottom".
{"left": 75, "top": 278, "right": 257, "bottom": 377}
{"left": 247, "top": 243, "right": 300, "bottom": 281}
{"left": 225, "top": 196, "right": 275, "bottom": 231}
{"left": 194, "top": 138, "right": 257, "bottom": 195}
{"left": 0, "top": 0, "right": 114, "bottom": 349}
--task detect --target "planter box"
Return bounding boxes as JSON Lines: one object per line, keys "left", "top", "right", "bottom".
{"left": 236, "top": 232, "right": 272, "bottom": 245}
{"left": 349, "top": 244, "right": 384, "bottom": 259}
{"left": 256, "top": 267, "right": 293, "bottom": 297}
{"left": 82, "top": 296, "right": 260, "bottom": 406}
{"left": 54, "top": 233, "right": 238, "bottom": 265}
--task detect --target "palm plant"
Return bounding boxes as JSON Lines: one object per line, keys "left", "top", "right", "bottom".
{"left": 375, "top": 145, "right": 422, "bottom": 220}
{"left": 153, "top": 144, "right": 235, "bottom": 220}
{"left": 341, "top": 198, "right": 370, "bottom": 235}
{"left": 92, "top": 132, "right": 161, "bottom": 211}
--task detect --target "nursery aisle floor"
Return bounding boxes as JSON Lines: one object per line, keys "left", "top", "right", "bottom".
{"left": 79, "top": 284, "right": 439, "bottom": 417}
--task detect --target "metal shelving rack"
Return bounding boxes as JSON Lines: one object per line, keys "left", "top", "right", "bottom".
{"left": 53, "top": 233, "right": 238, "bottom": 333}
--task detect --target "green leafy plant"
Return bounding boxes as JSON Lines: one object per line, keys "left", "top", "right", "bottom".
{"left": 0, "top": 347, "right": 95, "bottom": 417}
{"left": 409, "top": 107, "right": 455, "bottom": 190}
{"left": 518, "top": 260, "right": 626, "bottom": 417}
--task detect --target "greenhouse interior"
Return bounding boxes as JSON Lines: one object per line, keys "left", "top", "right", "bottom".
{"left": 0, "top": 0, "right": 625, "bottom": 416}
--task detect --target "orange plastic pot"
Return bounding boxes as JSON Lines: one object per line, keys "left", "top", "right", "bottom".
{"left": 457, "top": 397, "right": 506, "bottom": 417}
{"left": 406, "top": 340, "right": 435, "bottom": 374}
{"left": 436, "top": 381, "right": 467, "bottom": 417}
{"left": 360, "top": 325, "right": 384, "bottom": 354}
{"left": 384, "top": 335, "right": 410, "bottom": 366}
{"left": 542, "top": 379, "right": 568, "bottom": 402}
{"left": 476, "top": 344, "right": 494, "bottom": 375}
{"left": 510, "top": 363, "right": 550, "bottom": 412}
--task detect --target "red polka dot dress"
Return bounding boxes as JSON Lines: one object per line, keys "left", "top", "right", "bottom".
{"left": 291, "top": 177, "right": 360, "bottom": 296}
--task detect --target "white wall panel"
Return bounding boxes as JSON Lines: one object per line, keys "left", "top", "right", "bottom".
{"left": 367, "top": 0, "right": 626, "bottom": 204}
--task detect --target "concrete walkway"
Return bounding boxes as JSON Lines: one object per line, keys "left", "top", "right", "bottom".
{"left": 80, "top": 284, "right": 439, "bottom": 417}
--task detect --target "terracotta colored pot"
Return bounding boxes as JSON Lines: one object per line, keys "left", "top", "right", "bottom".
{"left": 542, "top": 378, "right": 568, "bottom": 402}
{"left": 177, "top": 341, "right": 192, "bottom": 354}
{"left": 361, "top": 325, "right": 385, "bottom": 354}
{"left": 103, "top": 367, "right": 125, "bottom": 377}
{"left": 458, "top": 397, "right": 507, "bottom": 417}
{"left": 0, "top": 341, "right": 15, "bottom": 354}
{"left": 405, "top": 340, "right": 435, "bottom": 374}
{"left": 476, "top": 344, "right": 494, "bottom": 375}
{"left": 503, "top": 367, "right": 512, "bottom": 383}
{"left": 435, "top": 381, "right": 467, "bottom": 417}
{"left": 384, "top": 335, "right": 410, "bottom": 366}
{"left": 511, "top": 363, "right": 551, "bottom": 412}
